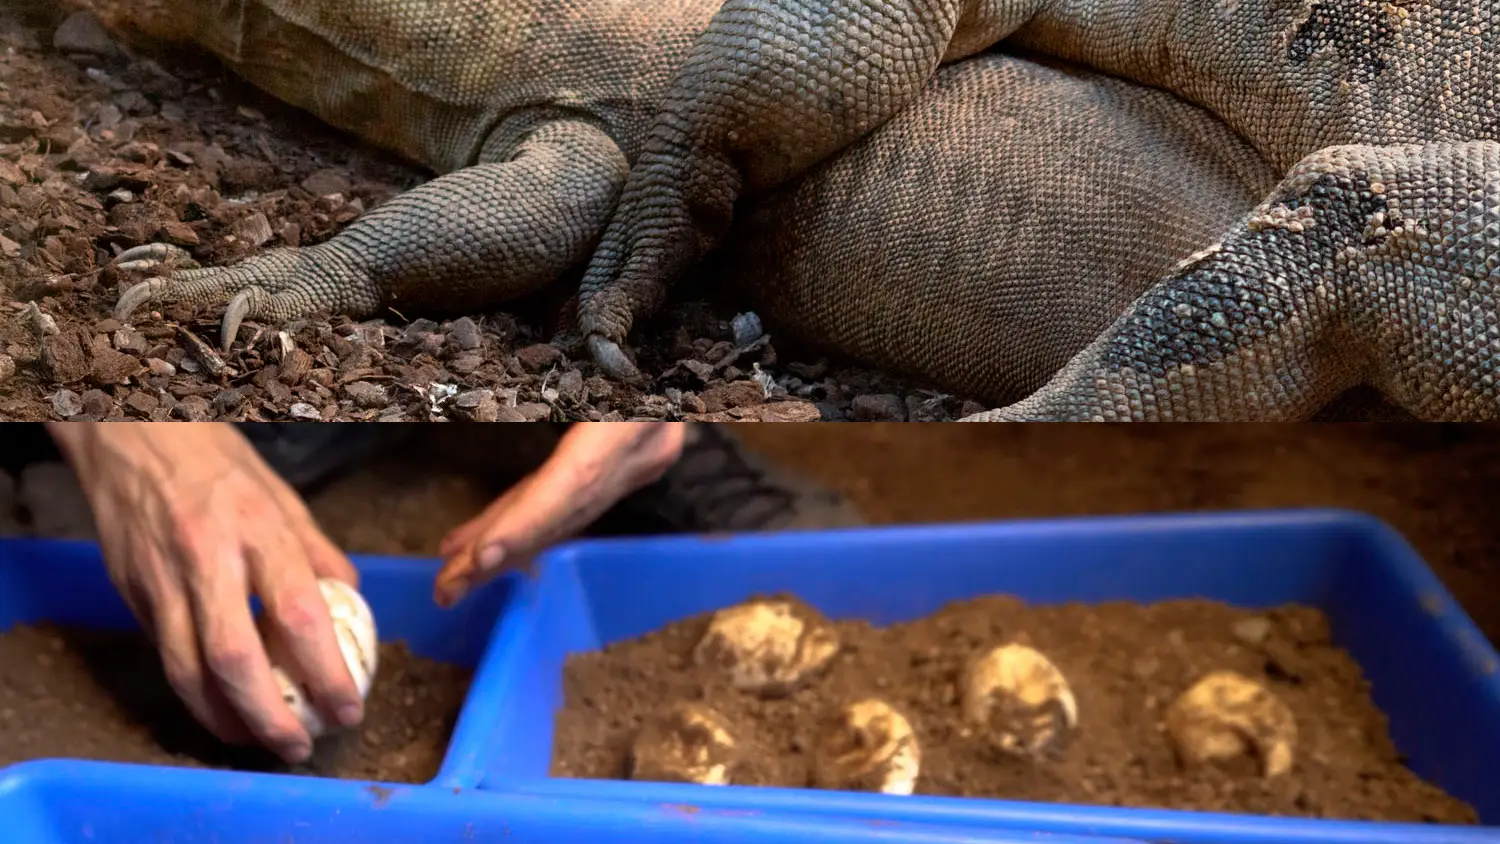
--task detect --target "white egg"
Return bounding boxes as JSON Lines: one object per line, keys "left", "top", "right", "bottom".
{"left": 961, "top": 643, "right": 1077, "bottom": 759}
{"left": 813, "top": 698, "right": 921, "bottom": 795}
{"left": 693, "top": 599, "right": 840, "bottom": 696}
{"left": 1165, "top": 670, "right": 1296, "bottom": 778}
{"left": 266, "top": 578, "right": 379, "bottom": 739}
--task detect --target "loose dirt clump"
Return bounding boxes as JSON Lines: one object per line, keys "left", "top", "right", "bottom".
{"left": 0, "top": 623, "right": 471, "bottom": 784}
{"left": 553, "top": 594, "right": 1478, "bottom": 823}
{"left": 0, "top": 5, "right": 970, "bottom": 423}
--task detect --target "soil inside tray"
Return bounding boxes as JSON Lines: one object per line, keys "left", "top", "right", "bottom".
{"left": 0, "top": 623, "right": 472, "bottom": 784}
{"left": 553, "top": 595, "right": 1478, "bottom": 823}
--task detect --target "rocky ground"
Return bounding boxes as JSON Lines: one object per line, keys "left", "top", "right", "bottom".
{"left": 0, "top": 4, "right": 967, "bottom": 423}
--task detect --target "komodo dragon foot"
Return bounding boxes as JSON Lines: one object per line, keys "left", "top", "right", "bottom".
{"left": 962, "top": 141, "right": 1500, "bottom": 421}
{"left": 112, "top": 119, "right": 629, "bottom": 352}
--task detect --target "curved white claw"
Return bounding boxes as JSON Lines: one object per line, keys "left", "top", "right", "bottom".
{"left": 961, "top": 643, "right": 1078, "bottom": 759}
{"left": 113, "top": 242, "right": 199, "bottom": 272}
{"left": 813, "top": 698, "right": 921, "bottom": 795}
{"left": 587, "top": 333, "right": 644, "bottom": 384}
{"left": 1165, "top": 670, "right": 1297, "bottom": 778}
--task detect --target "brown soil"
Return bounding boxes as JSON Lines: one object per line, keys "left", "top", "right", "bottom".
{"left": 0, "top": 623, "right": 471, "bottom": 784}
{"left": 0, "top": 4, "right": 966, "bottom": 424}
{"left": 554, "top": 596, "right": 1476, "bottom": 823}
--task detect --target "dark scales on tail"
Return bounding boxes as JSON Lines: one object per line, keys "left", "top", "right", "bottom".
{"left": 1097, "top": 169, "right": 1390, "bottom": 375}
{"left": 1286, "top": 0, "right": 1399, "bottom": 84}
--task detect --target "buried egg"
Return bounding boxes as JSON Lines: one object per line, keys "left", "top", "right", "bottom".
{"left": 813, "top": 698, "right": 921, "bottom": 795}
{"left": 961, "top": 643, "right": 1077, "bottom": 759}
{"left": 693, "top": 599, "right": 840, "bottom": 695}
{"left": 264, "top": 578, "right": 379, "bottom": 739}
{"left": 1165, "top": 670, "right": 1297, "bottom": 778}
{"left": 630, "top": 701, "right": 739, "bottom": 785}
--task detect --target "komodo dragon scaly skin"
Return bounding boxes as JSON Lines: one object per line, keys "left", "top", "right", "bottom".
{"left": 715, "top": 53, "right": 1277, "bottom": 407}
{"left": 91, "top": 0, "right": 721, "bottom": 349}
{"left": 578, "top": 0, "right": 1500, "bottom": 421}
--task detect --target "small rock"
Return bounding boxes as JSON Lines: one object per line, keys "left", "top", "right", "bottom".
{"left": 157, "top": 221, "right": 200, "bottom": 246}
{"left": 756, "top": 400, "right": 823, "bottom": 422}
{"left": 453, "top": 389, "right": 499, "bottom": 422}
{"left": 851, "top": 393, "right": 907, "bottom": 422}
{"left": 213, "top": 388, "right": 245, "bottom": 415}
{"left": 0, "top": 354, "right": 14, "bottom": 385}
{"left": 230, "top": 212, "right": 274, "bottom": 248}
{"left": 300, "top": 169, "right": 352, "bottom": 197}
{"left": 515, "top": 342, "right": 563, "bottom": 373}
{"left": 699, "top": 380, "right": 764, "bottom": 413}
{"left": 144, "top": 357, "right": 176, "bottom": 377}
{"left": 125, "top": 391, "right": 159, "bottom": 415}
{"left": 679, "top": 358, "right": 715, "bottom": 384}
{"left": 112, "top": 327, "right": 149, "bottom": 355}
{"left": 1232, "top": 617, "right": 1273, "bottom": 647}
{"left": 344, "top": 381, "right": 388, "bottom": 409}
{"left": 555, "top": 368, "right": 585, "bottom": 402}
{"left": 515, "top": 401, "right": 552, "bottom": 421}
{"left": 90, "top": 346, "right": 142, "bottom": 386}
{"left": 175, "top": 395, "right": 213, "bottom": 421}
{"left": 288, "top": 402, "right": 321, "bottom": 421}
{"left": 52, "top": 12, "right": 119, "bottom": 58}
{"left": 42, "top": 331, "right": 89, "bottom": 384}
{"left": 79, "top": 389, "right": 114, "bottom": 417}
{"left": 450, "top": 353, "right": 483, "bottom": 374}
{"left": 447, "top": 316, "right": 483, "bottom": 351}
{"left": 0, "top": 233, "right": 20, "bottom": 259}
{"left": 731, "top": 311, "right": 764, "bottom": 347}
{"left": 50, "top": 390, "right": 83, "bottom": 418}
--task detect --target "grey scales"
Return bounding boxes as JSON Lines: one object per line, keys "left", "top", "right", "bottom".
{"left": 88, "top": 0, "right": 1498, "bottom": 420}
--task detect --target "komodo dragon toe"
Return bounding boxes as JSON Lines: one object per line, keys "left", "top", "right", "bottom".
{"left": 113, "top": 242, "right": 379, "bottom": 352}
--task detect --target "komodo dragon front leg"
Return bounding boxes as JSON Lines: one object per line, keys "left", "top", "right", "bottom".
{"left": 114, "top": 115, "right": 627, "bottom": 351}
{"left": 576, "top": 0, "right": 1499, "bottom": 419}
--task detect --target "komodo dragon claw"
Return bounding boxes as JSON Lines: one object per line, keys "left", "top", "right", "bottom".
{"left": 586, "top": 334, "right": 647, "bottom": 385}
{"left": 113, "top": 240, "right": 378, "bottom": 352}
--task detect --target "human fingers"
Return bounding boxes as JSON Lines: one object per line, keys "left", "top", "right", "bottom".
{"left": 185, "top": 531, "right": 313, "bottom": 763}
{"left": 434, "top": 423, "right": 685, "bottom": 606}
{"left": 248, "top": 534, "right": 365, "bottom": 732}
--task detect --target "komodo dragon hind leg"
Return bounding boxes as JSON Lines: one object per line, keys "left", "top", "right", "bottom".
{"left": 962, "top": 141, "right": 1500, "bottom": 422}
{"left": 575, "top": 0, "right": 1026, "bottom": 381}
{"left": 113, "top": 118, "right": 628, "bottom": 351}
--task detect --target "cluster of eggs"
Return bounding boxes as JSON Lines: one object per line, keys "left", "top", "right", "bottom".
{"left": 630, "top": 599, "right": 1297, "bottom": 794}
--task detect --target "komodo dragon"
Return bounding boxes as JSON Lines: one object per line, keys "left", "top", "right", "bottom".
{"left": 575, "top": 0, "right": 1500, "bottom": 421}
{"left": 714, "top": 52, "right": 1276, "bottom": 407}
{"left": 90, "top": 0, "right": 724, "bottom": 347}
{"left": 85, "top": 0, "right": 1271, "bottom": 418}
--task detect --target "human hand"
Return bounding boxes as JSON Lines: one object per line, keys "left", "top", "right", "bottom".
{"left": 434, "top": 422, "right": 686, "bottom": 607}
{"left": 47, "top": 422, "right": 364, "bottom": 763}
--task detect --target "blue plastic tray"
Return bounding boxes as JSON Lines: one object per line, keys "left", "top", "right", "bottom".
{"left": 473, "top": 509, "right": 1500, "bottom": 844}
{"left": 0, "top": 758, "right": 1148, "bottom": 844}
{"left": 0, "top": 537, "right": 518, "bottom": 788}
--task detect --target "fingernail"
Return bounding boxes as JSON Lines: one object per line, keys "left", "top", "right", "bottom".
{"left": 434, "top": 577, "right": 466, "bottom": 609}
{"left": 285, "top": 741, "right": 313, "bottom": 763}
{"left": 337, "top": 704, "right": 363, "bottom": 728}
{"left": 477, "top": 543, "right": 506, "bottom": 572}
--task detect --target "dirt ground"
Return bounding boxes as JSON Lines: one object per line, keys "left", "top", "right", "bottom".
{"left": 0, "top": 624, "right": 470, "bottom": 783}
{"left": 552, "top": 596, "right": 1475, "bottom": 822}
{"left": 0, "top": 3, "right": 974, "bottom": 424}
